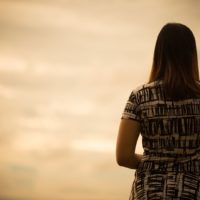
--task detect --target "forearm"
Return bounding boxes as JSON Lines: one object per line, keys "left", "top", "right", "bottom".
{"left": 118, "top": 153, "right": 143, "bottom": 169}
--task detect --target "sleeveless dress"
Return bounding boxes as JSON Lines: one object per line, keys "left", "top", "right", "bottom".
{"left": 121, "top": 80, "right": 200, "bottom": 200}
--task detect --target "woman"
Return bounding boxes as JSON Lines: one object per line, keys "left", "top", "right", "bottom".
{"left": 116, "top": 23, "right": 200, "bottom": 199}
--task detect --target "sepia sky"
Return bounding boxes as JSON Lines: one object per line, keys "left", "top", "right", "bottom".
{"left": 0, "top": 0, "right": 200, "bottom": 199}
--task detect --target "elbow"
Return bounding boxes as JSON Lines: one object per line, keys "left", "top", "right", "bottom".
{"left": 116, "top": 154, "right": 139, "bottom": 169}
{"left": 116, "top": 158, "right": 122, "bottom": 166}
{"left": 116, "top": 156, "right": 126, "bottom": 166}
{"left": 116, "top": 149, "right": 129, "bottom": 167}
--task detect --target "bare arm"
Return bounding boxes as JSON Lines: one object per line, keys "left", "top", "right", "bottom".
{"left": 116, "top": 119, "right": 142, "bottom": 169}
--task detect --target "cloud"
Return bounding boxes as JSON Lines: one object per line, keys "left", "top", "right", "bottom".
{"left": 0, "top": 0, "right": 200, "bottom": 199}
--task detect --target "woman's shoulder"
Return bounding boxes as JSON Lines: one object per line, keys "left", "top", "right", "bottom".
{"left": 132, "top": 80, "right": 162, "bottom": 94}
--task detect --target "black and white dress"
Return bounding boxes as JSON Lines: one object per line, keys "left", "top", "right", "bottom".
{"left": 121, "top": 80, "right": 200, "bottom": 200}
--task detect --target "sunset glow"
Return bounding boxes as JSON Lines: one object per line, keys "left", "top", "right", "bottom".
{"left": 0, "top": 0, "right": 199, "bottom": 199}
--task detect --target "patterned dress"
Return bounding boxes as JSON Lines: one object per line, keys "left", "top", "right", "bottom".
{"left": 121, "top": 80, "right": 200, "bottom": 200}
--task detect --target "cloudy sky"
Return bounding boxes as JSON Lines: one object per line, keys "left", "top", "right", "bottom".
{"left": 0, "top": 0, "right": 200, "bottom": 199}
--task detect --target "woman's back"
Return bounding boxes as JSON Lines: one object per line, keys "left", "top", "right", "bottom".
{"left": 122, "top": 80, "right": 200, "bottom": 174}
{"left": 122, "top": 80, "right": 200, "bottom": 199}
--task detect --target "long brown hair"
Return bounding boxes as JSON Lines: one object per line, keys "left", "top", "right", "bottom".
{"left": 149, "top": 23, "right": 200, "bottom": 100}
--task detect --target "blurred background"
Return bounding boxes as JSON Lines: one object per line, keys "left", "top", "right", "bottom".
{"left": 0, "top": 0, "right": 199, "bottom": 199}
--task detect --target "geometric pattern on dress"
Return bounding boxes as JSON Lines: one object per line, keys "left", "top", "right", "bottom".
{"left": 122, "top": 81, "right": 200, "bottom": 199}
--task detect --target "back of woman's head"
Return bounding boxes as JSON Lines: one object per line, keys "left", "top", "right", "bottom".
{"left": 149, "top": 22, "right": 200, "bottom": 100}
